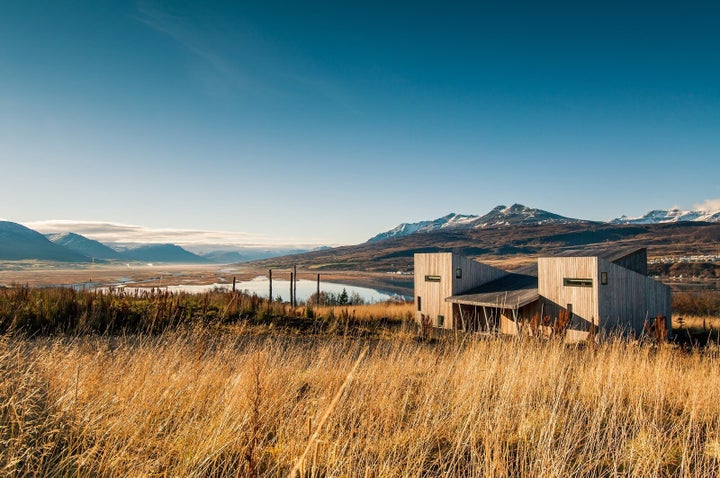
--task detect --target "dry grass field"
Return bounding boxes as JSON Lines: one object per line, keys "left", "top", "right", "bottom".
{"left": 2, "top": 288, "right": 720, "bottom": 477}
{"left": 2, "top": 321, "right": 720, "bottom": 475}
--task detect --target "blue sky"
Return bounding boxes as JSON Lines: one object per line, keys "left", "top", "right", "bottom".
{"left": 1, "top": 1, "right": 719, "bottom": 246}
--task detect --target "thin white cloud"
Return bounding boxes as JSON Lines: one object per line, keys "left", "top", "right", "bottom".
{"left": 23, "top": 220, "right": 329, "bottom": 248}
{"left": 135, "top": 1, "right": 355, "bottom": 111}
{"left": 693, "top": 198, "right": 720, "bottom": 211}
{"left": 135, "top": 1, "right": 272, "bottom": 97}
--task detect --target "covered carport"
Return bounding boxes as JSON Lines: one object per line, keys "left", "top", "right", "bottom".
{"left": 446, "top": 265, "right": 539, "bottom": 335}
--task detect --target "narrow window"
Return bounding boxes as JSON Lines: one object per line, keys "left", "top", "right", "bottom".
{"left": 437, "top": 315, "right": 445, "bottom": 327}
{"left": 455, "top": 267, "right": 462, "bottom": 279}
{"left": 567, "top": 304, "right": 573, "bottom": 316}
{"left": 600, "top": 272, "right": 608, "bottom": 285}
{"left": 417, "top": 296, "right": 422, "bottom": 311}
{"left": 563, "top": 278, "right": 593, "bottom": 287}
{"left": 425, "top": 275, "right": 441, "bottom": 282}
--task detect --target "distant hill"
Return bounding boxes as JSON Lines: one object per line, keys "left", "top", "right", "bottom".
{"left": 118, "top": 244, "right": 209, "bottom": 263}
{"left": 200, "top": 248, "right": 312, "bottom": 264}
{"left": 200, "top": 250, "right": 249, "bottom": 264}
{"left": 369, "top": 204, "right": 587, "bottom": 242}
{"left": 46, "top": 232, "right": 122, "bottom": 260}
{"left": 611, "top": 208, "right": 720, "bottom": 224}
{"left": 0, "top": 221, "right": 90, "bottom": 262}
{"left": 249, "top": 222, "right": 720, "bottom": 273}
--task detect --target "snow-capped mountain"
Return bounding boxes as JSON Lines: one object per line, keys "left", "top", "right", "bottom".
{"left": 368, "top": 204, "right": 585, "bottom": 242}
{"left": 611, "top": 208, "right": 720, "bottom": 225}
{"left": 367, "top": 213, "right": 479, "bottom": 242}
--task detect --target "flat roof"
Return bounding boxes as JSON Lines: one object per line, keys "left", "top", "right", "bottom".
{"left": 446, "top": 264, "right": 539, "bottom": 309}
{"left": 551, "top": 245, "right": 645, "bottom": 263}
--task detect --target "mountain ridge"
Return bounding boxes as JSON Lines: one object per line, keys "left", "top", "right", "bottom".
{"left": 47, "top": 232, "right": 123, "bottom": 260}
{"left": 1, "top": 223, "right": 209, "bottom": 264}
{"left": 115, "top": 244, "right": 209, "bottom": 263}
{"left": 369, "top": 204, "right": 588, "bottom": 242}
{"left": 250, "top": 221, "right": 720, "bottom": 273}
{"left": 370, "top": 203, "right": 720, "bottom": 243}
{"left": 5, "top": 201, "right": 720, "bottom": 266}
{"left": 611, "top": 207, "right": 720, "bottom": 225}
{"left": 0, "top": 221, "right": 91, "bottom": 262}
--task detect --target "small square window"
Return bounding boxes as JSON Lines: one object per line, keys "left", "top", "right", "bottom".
{"left": 437, "top": 315, "right": 445, "bottom": 327}
{"left": 455, "top": 267, "right": 462, "bottom": 279}
{"left": 601, "top": 272, "right": 608, "bottom": 285}
{"left": 417, "top": 296, "right": 422, "bottom": 311}
{"left": 425, "top": 275, "right": 441, "bottom": 282}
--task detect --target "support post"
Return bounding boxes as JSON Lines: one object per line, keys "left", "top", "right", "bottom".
{"left": 482, "top": 307, "right": 491, "bottom": 333}
{"left": 290, "top": 272, "right": 294, "bottom": 307}
{"left": 269, "top": 269, "right": 273, "bottom": 301}
{"left": 458, "top": 304, "right": 466, "bottom": 332}
{"left": 293, "top": 265, "right": 298, "bottom": 307}
{"left": 316, "top": 274, "right": 320, "bottom": 307}
{"left": 232, "top": 276, "right": 236, "bottom": 293}
{"left": 512, "top": 306, "right": 522, "bottom": 338}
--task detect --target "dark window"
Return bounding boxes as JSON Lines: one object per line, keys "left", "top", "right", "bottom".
{"left": 437, "top": 315, "right": 444, "bottom": 327}
{"left": 417, "top": 296, "right": 422, "bottom": 311}
{"left": 563, "top": 278, "right": 593, "bottom": 287}
{"left": 425, "top": 275, "right": 441, "bottom": 282}
{"left": 600, "top": 272, "right": 608, "bottom": 285}
{"left": 455, "top": 267, "right": 462, "bottom": 279}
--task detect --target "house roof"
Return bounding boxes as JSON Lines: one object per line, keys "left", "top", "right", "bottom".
{"left": 444, "top": 246, "right": 646, "bottom": 309}
{"left": 551, "top": 245, "right": 645, "bottom": 263}
{"left": 446, "top": 264, "right": 539, "bottom": 309}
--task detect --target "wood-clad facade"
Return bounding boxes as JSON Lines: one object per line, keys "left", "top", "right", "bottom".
{"left": 415, "top": 247, "right": 671, "bottom": 341}
{"left": 538, "top": 256, "right": 599, "bottom": 342}
{"left": 414, "top": 252, "right": 507, "bottom": 329}
{"left": 596, "top": 257, "right": 671, "bottom": 335}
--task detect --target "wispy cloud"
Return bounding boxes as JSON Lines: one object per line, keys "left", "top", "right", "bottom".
{"left": 24, "top": 220, "right": 328, "bottom": 248}
{"left": 135, "top": 1, "right": 271, "bottom": 97}
{"left": 693, "top": 197, "right": 720, "bottom": 211}
{"left": 134, "top": 1, "right": 356, "bottom": 111}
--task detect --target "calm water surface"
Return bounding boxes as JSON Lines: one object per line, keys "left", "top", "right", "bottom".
{"left": 110, "top": 276, "right": 407, "bottom": 303}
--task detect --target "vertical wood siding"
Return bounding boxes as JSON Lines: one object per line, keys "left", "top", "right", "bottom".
{"left": 414, "top": 253, "right": 454, "bottom": 328}
{"left": 612, "top": 248, "right": 648, "bottom": 275}
{"left": 538, "top": 257, "right": 598, "bottom": 342}
{"left": 597, "top": 258, "right": 672, "bottom": 336}
{"left": 451, "top": 254, "right": 508, "bottom": 295}
{"left": 414, "top": 253, "right": 507, "bottom": 329}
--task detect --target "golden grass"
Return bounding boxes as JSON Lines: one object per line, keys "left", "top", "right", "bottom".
{"left": 673, "top": 314, "right": 720, "bottom": 332}
{"left": 310, "top": 302, "right": 414, "bottom": 323}
{"left": 3, "top": 324, "right": 720, "bottom": 477}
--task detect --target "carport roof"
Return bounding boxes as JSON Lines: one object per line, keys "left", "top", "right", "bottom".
{"left": 446, "top": 264, "right": 539, "bottom": 309}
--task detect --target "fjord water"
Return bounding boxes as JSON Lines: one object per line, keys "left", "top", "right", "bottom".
{"left": 115, "top": 276, "right": 406, "bottom": 303}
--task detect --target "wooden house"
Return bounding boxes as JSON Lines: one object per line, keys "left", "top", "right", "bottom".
{"left": 414, "top": 247, "right": 671, "bottom": 340}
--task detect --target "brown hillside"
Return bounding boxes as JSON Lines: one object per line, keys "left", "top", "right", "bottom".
{"left": 247, "top": 222, "right": 720, "bottom": 272}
